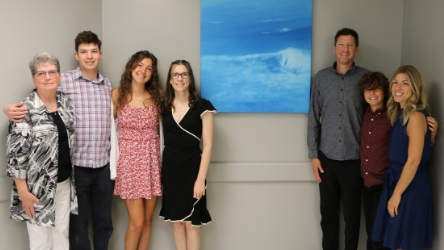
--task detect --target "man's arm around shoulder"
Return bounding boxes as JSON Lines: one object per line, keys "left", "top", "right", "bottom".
{"left": 3, "top": 102, "right": 28, "bottom": 123}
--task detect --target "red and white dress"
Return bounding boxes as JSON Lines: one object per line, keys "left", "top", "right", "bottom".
{"left": 114, "top": 103, "right": 162, "bottom": 200}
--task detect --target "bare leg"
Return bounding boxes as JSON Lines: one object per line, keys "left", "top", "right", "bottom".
{"left": 185, "top": 222, "right": 201, "bottom": 250}
{"left": 124, "top": 199, "right": 145, "bottom": 250}
{"left": 173, "top": 222, "right": 187, "bottom": 250}
{"left": 137, "top": 197, "right": 158, "bottom": 250}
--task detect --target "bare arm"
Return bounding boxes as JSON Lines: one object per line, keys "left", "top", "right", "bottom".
{"left": 111, "top": 88, "right": 119, "bottom": 119}
{"left": 3, "top": 102, "right": 28, "bottom": 122}
{"left": 387, "top": 111, "right": 427, "bottom": 217}
{"left": 193, "top": 112, "right": 214, "bottom": 199}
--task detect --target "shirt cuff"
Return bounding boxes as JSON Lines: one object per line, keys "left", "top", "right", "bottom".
{"left": 308, "top": 150, "right": 318, "bottom": 159}
{"left": 7, "top": 168, "right": 27, "bottom": 179}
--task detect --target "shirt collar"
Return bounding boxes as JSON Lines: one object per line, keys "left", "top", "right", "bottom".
{"left": 332, "top": 61, "right": 357, "bottom": 75}
{"left": 31, "top": 90, "right": 64, "bottom": 112}
{"left": 366, "top": 105, "right": 387, "bottom": 115}
{"left": 74, "top": 66, "right": 104, "bottom": 84}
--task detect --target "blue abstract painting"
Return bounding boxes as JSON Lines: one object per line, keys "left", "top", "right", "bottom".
{"left": 201, "top": 0, "right": 312, "bottom": 113}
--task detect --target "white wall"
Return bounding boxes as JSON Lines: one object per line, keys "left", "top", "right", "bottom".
{"left": 401, "top": 1, "right": 444, "bottom": 249}
{"left": 103, "top": 1, "right": 404, "bottom": 249}
{"left": 0, "top": 0, "right": 416, "bottom": 249}
{"left": 0, "top": 1, "right": 102, "bottom": 249}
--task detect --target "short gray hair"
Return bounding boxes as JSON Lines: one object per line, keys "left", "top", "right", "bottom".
{"left": 29, "top": 52, "right": 60, "bottom": 75}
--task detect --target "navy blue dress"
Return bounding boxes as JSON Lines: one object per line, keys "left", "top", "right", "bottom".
{"left": 372, "top": 110, "right": 433, "bottom": 250}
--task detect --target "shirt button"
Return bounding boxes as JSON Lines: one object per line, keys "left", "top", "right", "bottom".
{"left": 367, "top": 146, "right": 369, "bottom": 148}
{"left": 339, "top": 114, "right": 342, "bottom": 116}
{"left": 339, "top": 140, "right": 341, "bottom": 142}
{"left": 369, "top": 132, "right": 371, "bottom": 134}
{"left": 365, "top": 172, "right": 368, "bottom": 175}
{"left": 365, "top": 159, "right": 368, "bottom": 162}
{"left": 371, "top": 118, "right": 374, "bottom": 121}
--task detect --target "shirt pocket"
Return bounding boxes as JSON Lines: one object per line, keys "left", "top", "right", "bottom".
{"left": 31, "top": 123, "right": 56, "bottom": 147}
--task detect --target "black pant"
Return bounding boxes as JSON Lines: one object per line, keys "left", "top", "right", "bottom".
{"left": 318, "top": 150, "right": 362, "bottom": 250}
{"left": 70, "top": 164, "right": 114, "bottom": 250}
{"left": 362, "top": 185, "right": 390, "bottom": 250}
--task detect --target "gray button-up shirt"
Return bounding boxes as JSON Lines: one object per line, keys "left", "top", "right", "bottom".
{"left": 307, "top": 63, "right": 368, "bottom": 161}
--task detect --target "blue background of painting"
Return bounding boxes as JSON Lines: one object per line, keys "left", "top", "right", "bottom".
{"left": 201, "top": 0, "right": 312, "bottom": 112}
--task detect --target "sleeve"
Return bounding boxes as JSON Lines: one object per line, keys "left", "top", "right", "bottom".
{"left": 6, "top": 116, "right": 32, "bottom": 179}
{"left": 199, "top": 98, "right": 217, "bottom": 116}
{"left": 307, "top": 73, "right": 322, "bottom": 159}
{"left": 109, "top": 99, "right": 119, "bottom": 180}
{"left": 58, "top": 75, "right": 66, "bottom": 93}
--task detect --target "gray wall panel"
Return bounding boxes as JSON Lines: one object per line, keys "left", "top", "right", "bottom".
{"left": 0, "top": 0, "right": 413, "bottom": 249}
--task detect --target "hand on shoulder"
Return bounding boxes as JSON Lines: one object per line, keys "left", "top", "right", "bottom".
{"left": 4, "top": 102, "right": 28, "bottom": 123}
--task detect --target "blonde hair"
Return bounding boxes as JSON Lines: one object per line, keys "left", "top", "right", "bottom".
{"left": 387, "top": 65, "right": 429, "bottom": 125}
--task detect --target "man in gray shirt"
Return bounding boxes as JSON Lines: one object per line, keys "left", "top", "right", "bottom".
{"left": 307, "top": 28, "right": 368, "bottom": 250}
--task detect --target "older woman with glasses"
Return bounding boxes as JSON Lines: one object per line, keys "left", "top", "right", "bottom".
{"left": 6, "top": 52, "right": 77, "bottom": 250}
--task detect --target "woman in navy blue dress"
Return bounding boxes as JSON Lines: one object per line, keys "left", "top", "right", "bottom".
{"left": 372, "top": 65, "right": 433, "bottom": 250}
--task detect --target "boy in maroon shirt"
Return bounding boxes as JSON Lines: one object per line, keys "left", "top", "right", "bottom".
{"left": 358, "top": 72, "right": 437, "bottom": 250}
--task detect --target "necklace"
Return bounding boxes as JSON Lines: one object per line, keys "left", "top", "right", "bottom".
{"left": 132, "top": 91, "right": 145, "bottom": 97}
{"left": 132, "top": 91, "right": 150, "bottom": 106}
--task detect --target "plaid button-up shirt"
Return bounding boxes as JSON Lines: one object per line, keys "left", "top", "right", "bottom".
{"left": 59, "top": 67, "right": 112, "bottom": 168}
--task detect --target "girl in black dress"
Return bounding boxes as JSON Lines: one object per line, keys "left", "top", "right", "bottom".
{"left": 159, "top": 60, "right": 216, "bottom": 250}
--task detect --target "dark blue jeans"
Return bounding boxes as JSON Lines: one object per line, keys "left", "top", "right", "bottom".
{"left": 70, "top": 164, "right": 114, "bottom": 250}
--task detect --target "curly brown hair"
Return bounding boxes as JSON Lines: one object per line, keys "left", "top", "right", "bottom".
{"left": 117, "top": 50, "right": 162, "bottom": 121}
{"left": 358, "top": 71, "right": 389, "bottom": 104}
{"left": 164, "top": 60, "right": 199, "bottom": 111}
{"left": 75, "top": 31, "right": 102, "bottom": 52}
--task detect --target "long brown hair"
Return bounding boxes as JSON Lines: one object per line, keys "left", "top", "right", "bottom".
{"left": 164, "top": 60, "right": 199, "bottom": 111}
{"left": 117, "top": 50, "right": 162, "bottom": 121}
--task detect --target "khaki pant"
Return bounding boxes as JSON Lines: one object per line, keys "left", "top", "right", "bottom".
{"left": 27, "top": 178, "right": 71, "bottom": 250}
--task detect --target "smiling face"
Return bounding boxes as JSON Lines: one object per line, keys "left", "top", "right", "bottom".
{"left": 74, "top": 43, "right": 102, "bottom": 72}
{"left": 391, "top": 73, "right": 413, "bottom": 108}
{"left": 169, "top": 64, "right": 190, "bottom": 93}
{"left": 131, "top": 58, "right": 153, "bottom": 85}
{"left": 363, "top": 88, "right": 385, "bottom": 111}
{"left": 333, "top": 35, "right": 359, "bottom": 67}
{"left": 32, "top": 63, "right": 60, "bottom": 93}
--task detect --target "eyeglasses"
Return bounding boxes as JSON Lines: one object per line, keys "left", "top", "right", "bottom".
{"left": 34, "top": 71, "right": 59, "bottom": 79}
{"left": 171, "top": 72, "right": 190, "bottom": 79}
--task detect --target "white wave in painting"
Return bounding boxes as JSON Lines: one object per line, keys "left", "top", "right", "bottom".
{"left": 201, "top": 47, "right": 311, "bottom": 113}
{"left": 277, "top": 28, "right": 291, "bottom": 33}
{"left": 256, "top": 18, "right": 284, "bottom": 23}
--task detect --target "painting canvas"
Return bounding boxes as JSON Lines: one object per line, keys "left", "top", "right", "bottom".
{"left": 201, "top": 0, "right": 312, "bottom": 113}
